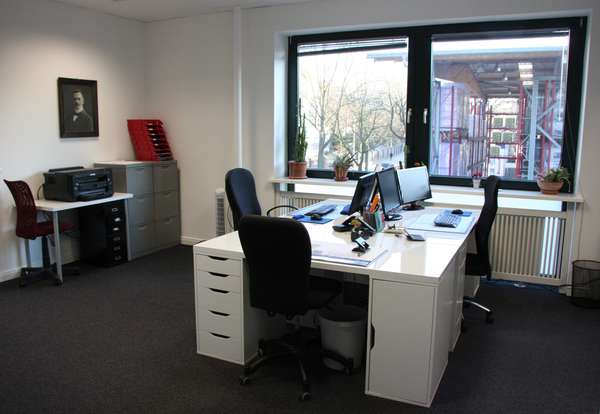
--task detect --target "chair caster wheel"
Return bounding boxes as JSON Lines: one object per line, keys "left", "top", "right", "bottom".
{"left": 257, "top": 347, "right": 265, "bottom": 357}
{"left": 55, "top": 279, "right": 63, "bottom": 286}
{"left": 299, "top": 391, "right": 311, "bottom": 401}
{"left": 485, "top": 313, "right": 494, "bottom": 324}
{"left": 239, "top": 375, "right": 250, "bottom": 385}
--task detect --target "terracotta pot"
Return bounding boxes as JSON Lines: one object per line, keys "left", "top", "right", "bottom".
{"left": 288, "top": 161, "right": 307, "bottom": 179}
{"left": 334, "top": 166, "right": 349, "bottom": 181}
{"left": 537, "top": 179, "right": 564, "bottom": 195}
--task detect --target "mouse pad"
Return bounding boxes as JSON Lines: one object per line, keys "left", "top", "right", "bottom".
{"left": 293, "top": 215, "right": 334, "bottom": 225}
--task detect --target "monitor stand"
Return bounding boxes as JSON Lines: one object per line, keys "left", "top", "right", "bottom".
{"left": 402, "top": 202, "right": 424, "bottom": 211}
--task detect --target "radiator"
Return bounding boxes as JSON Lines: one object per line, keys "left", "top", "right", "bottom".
{"left": 276, "top": 191, "right": 567, "bottom": 286}
{"left": 215, "top": 188, "right": 226, "bottom": 236}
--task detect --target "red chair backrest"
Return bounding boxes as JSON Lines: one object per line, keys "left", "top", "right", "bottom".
{"left": 4, "top": 180, "right": 39, "bottom": 239}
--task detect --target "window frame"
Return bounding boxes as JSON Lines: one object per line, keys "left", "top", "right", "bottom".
{"left": 287, "top": 16, "right": 587, "bottom": 192}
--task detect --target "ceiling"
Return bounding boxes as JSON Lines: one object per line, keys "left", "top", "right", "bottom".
{"left": 54, "top": 0, "right": 315, "bottom": 22}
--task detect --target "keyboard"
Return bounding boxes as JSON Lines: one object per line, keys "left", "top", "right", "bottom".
{"left": 434, "top": 212, "right": 461, "bottom": 228}
{"left": 305, "top": 204, "right": 337, "bottom": 216}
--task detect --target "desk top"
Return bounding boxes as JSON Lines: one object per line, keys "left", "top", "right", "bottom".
{"left": 194, "top": 200, "right": 479, "bottom": 285}
{"left": 35, "top": 192, "right": 133, "bottom": 212}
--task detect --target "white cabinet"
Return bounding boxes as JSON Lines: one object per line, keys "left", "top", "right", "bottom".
{"left": 194, "top": 253, "right": 244, "bottom": 364}
{"left": 450, "top": 242, "right": 467, "bottom": 351}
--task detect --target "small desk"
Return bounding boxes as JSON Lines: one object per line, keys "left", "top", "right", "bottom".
{"left": 193, "top": 200, "right": 479, "bottom": 407}
{"left": 35, "top": 193, "right": 133, "bottom": 283}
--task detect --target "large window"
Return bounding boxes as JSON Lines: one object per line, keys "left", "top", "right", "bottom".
{"left": 288, "top": 17, "right": 586, "bottom": 191}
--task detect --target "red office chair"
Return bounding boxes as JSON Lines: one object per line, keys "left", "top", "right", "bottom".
{"left": 4, "top": 180, "right": 77, "bottom": 286}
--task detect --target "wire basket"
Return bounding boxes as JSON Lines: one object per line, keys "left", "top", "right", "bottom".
{"left": 571, "top": 260, "right": 600, "bottom": 308}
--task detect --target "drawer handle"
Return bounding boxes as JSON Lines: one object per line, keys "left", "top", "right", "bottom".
{"left": 209, "top": 332, "right": 230, "bottom": 339}
{"left": 113, "top": 246, "right": 121, "bottom": 252}
{"left": 111, "top": 207, "right": 119, "bottom": 213}
{"left": 114, "top": 217, "right": 121, "bottom": 223}
{"left": 209, "top": 288, "right": 229, "bottom": 294}
{"left": 208, "top": 272, "right": 228, "bottom": 278}
{"left": 208, "top": 256, "right": 227, "bottom": 261}
{"left": 135, "top": 167, "right": 145, "bottom": 172}
{"left": 112, "top": 227, "right": 120, "bottom": 232}
{"left": 209, "top": 310, "right": 230, "bottom": 317}
{"left": 114, "top": 255, "right": 122, "bottom": 261}
{"left": 138, "top": 225, "right": 147, "bottom": 230}
{"left": 113, "top": 236, "right": 121, "bottom": 242}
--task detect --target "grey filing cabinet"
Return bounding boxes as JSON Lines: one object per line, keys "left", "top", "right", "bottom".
{"left": 95, "top": 160, "right": 180, "bottom": 259}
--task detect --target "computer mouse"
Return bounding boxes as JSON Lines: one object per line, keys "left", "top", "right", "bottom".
{"left": 451, "top": 209, "right": 464, "bottom": 215}
{"left": 310, "top": 213, "right": 322, "bottom": 221}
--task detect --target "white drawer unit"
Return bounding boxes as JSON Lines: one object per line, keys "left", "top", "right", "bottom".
{"left": 194, "top": 254, "right": 244, "bottom": 364}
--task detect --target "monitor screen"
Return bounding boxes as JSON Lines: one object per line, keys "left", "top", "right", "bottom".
{"left": 376, "top": 168, "right": 402, "bottom": 215}
{"left": 349, "top": 172, "right": 377, "bottom": 214}
{"left": 397, "top": 166, "right": 432, "bottom": 205}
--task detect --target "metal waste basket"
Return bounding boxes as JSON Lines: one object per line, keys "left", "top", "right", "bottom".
{"left": 571, "top": 260, "right": 600, "bottom": 308}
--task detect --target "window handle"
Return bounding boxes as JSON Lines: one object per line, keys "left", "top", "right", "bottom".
{"left": 407, "top": 108, "right": 412, "bottom": 124}
{"left": 423, "top": 108, "right": 428, "bottom": 124}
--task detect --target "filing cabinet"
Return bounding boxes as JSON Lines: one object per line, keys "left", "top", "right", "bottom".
{"left": 79, "top": 200, "right": 128, "bottom": 266}
{"left": 96, "top": 160, "right": 180, "bottom": 259}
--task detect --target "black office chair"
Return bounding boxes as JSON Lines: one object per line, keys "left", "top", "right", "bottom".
{"left": 237, "top": 215, "right": 353, "bottom": 401}
{"left": 464, "top": 175, "right": 500, "bottom": 323}
{"left": 225, "top": 168, "right": 297, "bottom": 230}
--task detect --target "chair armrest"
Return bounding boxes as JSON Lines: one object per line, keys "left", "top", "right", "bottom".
{"left": 266, "top": 205, "right": 298, "bottom": 216}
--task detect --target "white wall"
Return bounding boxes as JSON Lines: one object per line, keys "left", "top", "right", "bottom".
{"left": 144, "top": 12, "right": 235, "bottom": 243}
{"left": 0, "top": 0, "right": 145, "bottom": 281}
{"left": 240, "top": 0, "right": 599, "bottom": 260}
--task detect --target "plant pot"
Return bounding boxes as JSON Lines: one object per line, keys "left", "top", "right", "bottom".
{"left": 472, "top": 179, "right": 481, "bottom": 188}
{"left": 334, "top": 166, "right": 349, "bottom": 181}
{"left": 537, "top": 179, "right": 564, "bottom": 195}
{"left": 288, "top": 161, "right": 307, "bottom": 179}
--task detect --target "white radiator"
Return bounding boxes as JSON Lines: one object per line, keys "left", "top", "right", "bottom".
{"left": 215, "top": 188, "right": 226, "bottom": 236}
{"left": 276, "top": 191, "right": 567, "bottom": 286}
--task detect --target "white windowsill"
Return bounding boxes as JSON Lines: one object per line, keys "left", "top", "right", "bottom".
{"left": 270, "top": 177, "right": 584, "bottom": 204}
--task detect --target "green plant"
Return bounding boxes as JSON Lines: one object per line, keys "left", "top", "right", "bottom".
{"left": 539, "top": 167, "right": 570, "bottom": 183}
{"left": 294, "top": 99, "right": 307, "bottom": 162}
{"left": 332, "top": 152, "right": 356, "bottom": 170}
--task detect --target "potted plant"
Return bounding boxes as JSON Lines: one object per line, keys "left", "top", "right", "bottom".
{"left": 472, "top": 172, "right": 482, "bottom": 188}
{"left": 332, "top": 152, "right": 356, "bottom": 181}
{"left": 537, "top": 167, "right": 570, "bottom": 195}
{"left": 288, "top": 100, "right": 308, "bottom": 179}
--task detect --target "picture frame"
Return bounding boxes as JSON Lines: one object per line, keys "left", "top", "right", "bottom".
{"left": 57, "top": 77, "right": 99, "bottom": 138}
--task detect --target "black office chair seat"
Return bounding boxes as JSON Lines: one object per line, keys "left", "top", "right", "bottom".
{"left": 465, "top": 253, "right": 488, "bottom": 276}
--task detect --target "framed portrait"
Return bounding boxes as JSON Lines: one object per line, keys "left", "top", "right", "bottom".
{"left": 58, "top": 77, "right": 99, "bottom": 138}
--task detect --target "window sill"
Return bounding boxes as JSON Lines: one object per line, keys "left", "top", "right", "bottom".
{"left": 270, "top": 177, "right": 584, "bottom": 203}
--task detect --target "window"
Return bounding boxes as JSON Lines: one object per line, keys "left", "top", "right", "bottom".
{"left": 288, "top": 17, "right": 586, "bottom": 191}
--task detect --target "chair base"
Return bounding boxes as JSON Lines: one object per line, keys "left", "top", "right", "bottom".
{"left": 240, "top": 330, "right": 354, "bottom": 401}
{"left": 19, "top": 265, "right": 80, "bottom": 287}
{"left": 464, "top": 297, "right": 494, "bottom": 323}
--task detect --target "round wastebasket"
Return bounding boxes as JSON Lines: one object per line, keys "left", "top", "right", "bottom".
{"left": 318, "top": 305, "right": 367, "bottom": 372}
{"left": 571, "top": 260, "right": 600, "bottom": 308}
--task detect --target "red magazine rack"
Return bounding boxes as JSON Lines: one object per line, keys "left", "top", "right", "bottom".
{"left": 127, "top": 119, "right": 174, "bottom": 161}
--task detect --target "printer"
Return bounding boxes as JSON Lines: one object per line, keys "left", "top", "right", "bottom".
{"left": 43, "top": 166, "right": 114, "bottom": 202}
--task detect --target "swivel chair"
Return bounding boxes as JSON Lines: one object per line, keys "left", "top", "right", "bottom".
{"left": 4, "top": 180, "right": 78, "bottom": 286}
{"left": 464, "top": 175, "right": 500, "bottom": 323}
{"left": 225, "top": 168, "right": 297, "bottom": 230}
{"left": 237, "top": 215, "right": 353, "bottom": 401}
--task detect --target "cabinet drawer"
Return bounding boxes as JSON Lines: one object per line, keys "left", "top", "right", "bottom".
{"left": 197, "top": 287, "right": 240, "bottom": 315}
{"left": 126, "top": 165, "right": 153, "bottom": 195}
{"left": 197, "top": 270, "right": 240, "bottom": 293}
{"left": 196, "top": 255, "right": 241, "bottom": 276}
{"left": 156, "top": 216, "right": 180, "bottom": 246}
{"left": 197, "top": 308, "right": 241, "bottom": 338}
{"left": 128, "top": 194, "right": 154, "bottom": 225}
{"left": 197, "top": 330, "right": 242, "bottom": 363}
{"left": 155, "top": 190, "right": 179, "bottom": 220}
{"left": 153, "top": 163, "right": 178, "bottom": 192}
{"left": 130, "top": 222, "right": 156, "bottom": 255}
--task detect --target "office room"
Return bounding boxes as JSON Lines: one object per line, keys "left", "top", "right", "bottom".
{"left": 0, "top": 0, "right": 599, "bottom": 412}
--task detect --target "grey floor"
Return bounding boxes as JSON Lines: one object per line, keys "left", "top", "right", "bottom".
{"left": 0, "top": 245, "right": 599, "bottom": 413}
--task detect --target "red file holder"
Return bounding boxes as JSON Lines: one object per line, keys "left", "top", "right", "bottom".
{"left": 127, "top": 119, "right": 174, "bottom": 161}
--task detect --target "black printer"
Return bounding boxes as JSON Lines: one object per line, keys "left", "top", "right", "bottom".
{"left": 43, "top": 166, "right": 114, "bottom": 202}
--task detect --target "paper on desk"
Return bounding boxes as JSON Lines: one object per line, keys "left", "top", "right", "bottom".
{"left": 312, "top": 241, "right": 387, "bottom": 267}
{"left": 406, "top": 214, "right": 474, "bottom": 234}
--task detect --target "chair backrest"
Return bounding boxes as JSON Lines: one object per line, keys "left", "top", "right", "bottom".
{"left": 238, "top": 215, "right": 311, "bottom": 317}
{"left": 225, "top": 168, "right": 262, "bottom": 230}
{"left": 4, "top": 180, "right": 39, "bottom": 239}
{"left": 475, "top": 175, "right": 500, "bottom": 276}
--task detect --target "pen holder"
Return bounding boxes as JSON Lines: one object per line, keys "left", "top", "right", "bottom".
{"left": 362, "top": 210, "right": 385, "bottom": 233}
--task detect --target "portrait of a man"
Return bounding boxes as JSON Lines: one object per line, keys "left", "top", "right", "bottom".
{"left": 58, "top": 78, "right": 99, "bottom": 138}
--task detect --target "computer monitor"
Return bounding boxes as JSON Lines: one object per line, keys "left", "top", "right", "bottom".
{"left": 376, "top": 167, "right": 403, "bottom": 220}
{"left": 397, "top": 166, "right": 432, "bottom": 210}
{"left": 348, "top": 172, "right": 377, "bottom": 215}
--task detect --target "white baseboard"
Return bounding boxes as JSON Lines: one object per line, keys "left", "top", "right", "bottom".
{"left": 181, "top": 236, "right": 205, "bottom": 246}
{"left": 0, "top": 267, "right": 20, "bottom": 283}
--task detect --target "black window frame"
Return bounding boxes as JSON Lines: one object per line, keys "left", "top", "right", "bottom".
{"left": 287, "top": 16, "right": 587, "bottom": 192}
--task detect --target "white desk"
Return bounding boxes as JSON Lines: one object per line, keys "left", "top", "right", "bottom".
{"left": 193, "top": 201, "right": 478, "bottom": 407}
{"left": 35, "top": 193, "right": 133, "bottom": 283}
